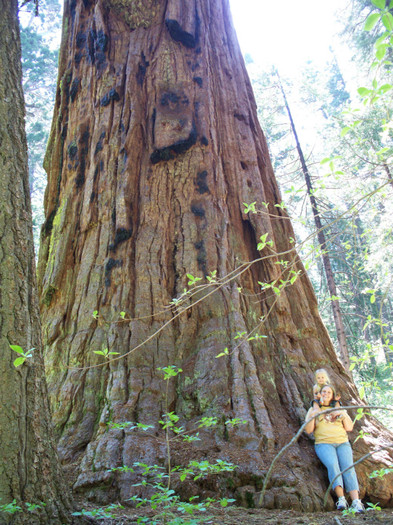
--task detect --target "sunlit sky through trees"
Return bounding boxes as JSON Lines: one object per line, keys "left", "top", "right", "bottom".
{"left": 230, "top": 0, "right": 350, "bottom": 74}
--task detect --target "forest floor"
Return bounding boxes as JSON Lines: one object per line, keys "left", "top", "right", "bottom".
{"left": 74, "top": 499, "right": 393, "bottom": 524}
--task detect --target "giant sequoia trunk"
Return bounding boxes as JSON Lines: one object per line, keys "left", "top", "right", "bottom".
{"left": 38, "top": 0, "right": 393, "bottom": 510}
{"left": 0, "top": 1, "right": 72, "bottom": 523}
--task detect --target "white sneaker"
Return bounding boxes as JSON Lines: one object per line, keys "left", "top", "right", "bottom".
{"left": 336, "top": 496, "right": 348, "bottom": 510}
{"left": 351, "top": 499, "right": 365, "bottom": 514}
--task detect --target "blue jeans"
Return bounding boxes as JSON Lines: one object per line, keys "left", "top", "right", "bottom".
{"left": 315, "top": 442, "right": 359, "bottom": 492}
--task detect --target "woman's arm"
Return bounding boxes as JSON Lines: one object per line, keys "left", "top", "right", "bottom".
{"left": 304, "top": 407, "right": 319, "bottom": 434}
{"left": 341, "top": 410, "right": 354, "bottom": 431}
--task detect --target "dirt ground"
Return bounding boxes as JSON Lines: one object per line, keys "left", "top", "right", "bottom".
{"left": 75, "top": 499, "right": 393, "bottom": 525}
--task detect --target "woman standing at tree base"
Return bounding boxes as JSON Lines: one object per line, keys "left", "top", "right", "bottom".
{"left": 305, "top": 384, "right": 365, "bottom": 513}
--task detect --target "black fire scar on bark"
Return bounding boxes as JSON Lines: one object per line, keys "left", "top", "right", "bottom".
{"left": 136, "top": 52, "right": 149, "bottom": 86}
{"left": 88, "top": 28, "right": 108, "bottom": 69}
{"left": 109, "top": 228, "right": 133, "bottom": 252}
{"left": 191, "top": 204, "right": 205, "bottom": 217}
{"left": 95, "top": 131, "right": 106, "bottom": 156}
{"left": 150, "top": 122, "right": 197, "bottom": 164}
{"left": 195, "top": 170, "right": 209, "bottom": 194}
{"left": 75, "top": 127, "right": 89, "bottom": 188}
{"left": 100, "top": 89, "right": 120, "bottom": 107}
{"left": 165, "top": 7, "right": 200, "bottom": 49}
{"left": 70, "top": 78, "right": 79, "bottom": 102}
{"left": 194, "top": 240, "right": 207, "bottom": 275}
{"left": 165, "top": 19, "right": 196, "bottom": 48}
{"left": 193, "top": 76, "right": 203, "bottom": 87}
{"left": 105, "top": 258, "right": 122, "bottom": 287}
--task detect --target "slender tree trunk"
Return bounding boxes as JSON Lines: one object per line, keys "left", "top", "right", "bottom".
{"left": 0, "top": 1, "right": 73, "bottom": 523}
{"left": 38, "top": 0, "right": 393, "bottom": 509}
{"left": 276, "top": 72, "right": 352, "bottom": 373}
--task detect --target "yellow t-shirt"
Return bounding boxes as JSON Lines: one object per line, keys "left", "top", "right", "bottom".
{"left": 314, "top": 407, "right": 348, "bottom": 444}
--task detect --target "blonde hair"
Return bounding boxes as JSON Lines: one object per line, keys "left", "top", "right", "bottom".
{"left": 314, "top": 368, "right": 330, "bottom": 383}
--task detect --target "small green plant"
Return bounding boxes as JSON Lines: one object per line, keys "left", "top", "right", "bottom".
{"left": 342, "top": 506, "right": 357, "bottom": 516}
{"left": 108, "top": 421, "right": 154, "bottom": 431}
{"left": 93, "top": 347, "right": 120, "bottom": 359}
{"left": 26, "top": 502, "right": 46, "bottom": 512}
{"left": 366, "top": 501, "right": 382, "bottom": 511}
{"left": 10, "top": 345, "right": 34, "bottom": 367}
{"left": 126, "top": 461, "right": 236, "bottom": 525}
{"left": 72, "top": 503, "right": 124, "bottom": 519}
{"left": 0, "top": 499, "right": 22, "bottom": 514}
{"left": 186, "top": 274, "right": 202, "bottom": 286}
{"left": 369, "top": 467, "right": 393, "bottom": 478}
{"left": 243, "top": 201, "right": 257, "bottom": 214}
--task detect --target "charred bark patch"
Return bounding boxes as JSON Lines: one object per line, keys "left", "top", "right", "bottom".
{"left": 76, "top": 32, "right": 86, "bottom": 48}
{"left": 234, "top": 112, "right": 246, "bottom": 122}
{"left": 95, "top": 131, "right": 106, "bottom": 156}
{"left": 193, "top": 76, "right": 203, "bottom": 87}
{"left": 165, "top": 19, "right": 196, "bottom": 49}
{"left": 70, "top": 78, "right": 79, "bottom": 102}
{"left": 200, "top": 136, "right": 209, "bottom": 146}
{"left": 191, "top": 204, "right": 205, "bottom": 217}
{"left": 74, "top": 51, "right": 82, "bottom": 66}
{"left": 41, "top": 208, "right": 57, "bottom": 237}
{"left": 68, "top": 141, "right": 78, "bottom": 161}
{"left": 195, "top": 170, "right": 209, "bottom": 194}
{"left": 105, "top": 258, "right": 122, "bottom": 287}
{"left": 109, "top": 228, "right": 133, "bottom": 252}
{"left": 194, "top": 240, "right": 207, "bottom": 274}
{"left": 88, "top": 29, "right": 108, "bottom": 69}
{"left": 160, "top": 91, "right": 189, "bottom": 107}
{"left": 136, "top": 52, "right": 149, "bottom": 86}
{"left": 150, "top": 121, "right": 197, "bottom": 164}
{"left": 100, "top": 89, "right": 120, "bottom": 107}
{"left": 88, "top": 29, "right": 96, "bottom": 65}
{"left": 70, "top": 0, "right": 77, "bottom": 19}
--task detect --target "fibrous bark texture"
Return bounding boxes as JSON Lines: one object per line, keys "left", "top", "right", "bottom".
{"left": 0, "top": 1, "right": 73, "bottom": 523}
{"left": 38, "top": 0, "right": 393, "bottom": 510}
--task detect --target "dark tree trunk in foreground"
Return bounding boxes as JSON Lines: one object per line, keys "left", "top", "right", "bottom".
{"left": 38, "top": 0, "right": 393, "bottom": 510}
{"left": 0, "top": 1, "right": 72, "bottom": 523}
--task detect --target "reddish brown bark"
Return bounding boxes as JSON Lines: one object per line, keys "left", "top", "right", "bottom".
{"left": 38, "top": 0, "right": 393, "bottom": 510}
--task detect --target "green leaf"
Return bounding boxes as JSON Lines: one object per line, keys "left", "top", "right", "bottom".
{"left": 93, "top": 350, "right": 106, "bottom": 356}
{"left": 357, "top": 87, "right": 370, "bottom": 97}
{"left": 10, "top": 344, "right": 24, "bottom": 355}
{"left": 376, "top": 44, "right": 387, "bottom": 60}
{"left": 14, "top": 357, "right": 26, "bottom": 367}
{"left": 364, "top": 12, "right": 381, "bottom": 31}
{"left": 379, "top": 83, "right": 392, "bottom": 94}
{"left": 382, "top": 12, "right": 393, "bottom": 31}
{"left": 120, "top": 311, "right": 126, "bottom": 319}
{"left": 340, "top": 126, "right": 351, "bottom": 137}
{"left": 372, "top": 0, "right": 386, "bottom": 7}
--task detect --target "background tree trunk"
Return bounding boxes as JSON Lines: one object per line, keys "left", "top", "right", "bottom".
{"left": 38, "top": 0, "right": 393, "bottom": 510}
{"left": 275, "top": 72, "right": 351, "bottom": 373}
{"left": 0, "top": 1, "right": 73, "bottom": 523}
